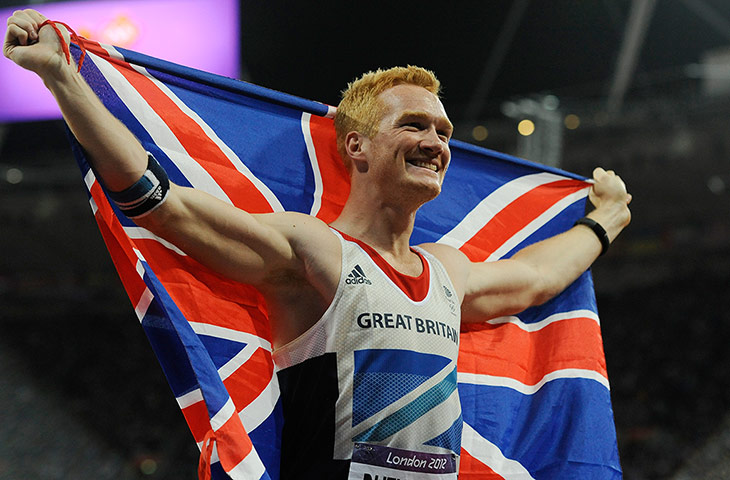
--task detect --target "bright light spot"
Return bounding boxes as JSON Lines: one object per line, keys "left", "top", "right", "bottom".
{"left": 472, "top": 125, "right": 489, "bottom": 141}
{"left": 564, "top": 114, "right": 581, "bottom": 130}
{"left": 101, "top": 15, "right": 140, "bottom": 47}
{"left": 139, "top": 458, "right": 158, "bottom": 476}
{"left": 517, "top": 119, "right": 535, "bottom": 136}
{"left": 708, "top": 175, "right": 726, "bottom": 195}
{"left": 6, "top": 168, "right": 23, "bottom": 184}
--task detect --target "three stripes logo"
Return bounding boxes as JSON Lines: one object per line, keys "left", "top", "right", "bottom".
{"left": 345, "top": 265, "right": 372, "bottom": 285}
{"left": 150, "top": 185, "right": 164, "bottom": 201}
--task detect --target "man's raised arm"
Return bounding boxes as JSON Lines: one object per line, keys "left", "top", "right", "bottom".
{"left": 2, "top": 9, "right": 322, "bottom": 287}
{"left": 426, "top": 167, "right": 632, "bottom": 323}
{"left": 4, "top": 9, "right": 148, "bottom": 189}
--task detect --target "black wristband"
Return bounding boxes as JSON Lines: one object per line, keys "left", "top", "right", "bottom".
{"left": 574, "top": 217, "right": 610, "bottom": 256}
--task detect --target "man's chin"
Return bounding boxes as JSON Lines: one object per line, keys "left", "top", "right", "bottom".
{"left": 410, "top": 180, "right": 441, "bottom": 204}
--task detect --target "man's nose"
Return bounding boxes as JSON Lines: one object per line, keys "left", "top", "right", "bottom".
{"left": 420, "top": 127, "right": 445, "bottom": 155}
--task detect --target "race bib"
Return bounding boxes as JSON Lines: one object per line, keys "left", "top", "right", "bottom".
{"left": 348, "top": 443, "right": 457, "bottom": 480}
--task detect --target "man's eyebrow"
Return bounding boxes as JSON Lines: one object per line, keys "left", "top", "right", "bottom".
{"left": 397, "top": 111, "right": 454, "bottom": 132}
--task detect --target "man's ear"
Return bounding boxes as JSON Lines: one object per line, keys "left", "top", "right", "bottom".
{"left": 344, "top": 131, "right": 366, "bottom": 158}
{"left": 344, "top": 131, "right": 369, "bottom": 172}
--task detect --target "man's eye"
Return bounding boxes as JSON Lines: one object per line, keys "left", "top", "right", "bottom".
{"left": 405, "top": 122, "right": 424, "bottom": 129}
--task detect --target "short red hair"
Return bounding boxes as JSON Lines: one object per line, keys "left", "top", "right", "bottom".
{"left": 334, "top": 66, "right": 441, "bottom": 168}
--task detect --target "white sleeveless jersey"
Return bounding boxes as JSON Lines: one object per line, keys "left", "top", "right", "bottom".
{"left": 273, "top": 229, "right": 462, "bottom": 476}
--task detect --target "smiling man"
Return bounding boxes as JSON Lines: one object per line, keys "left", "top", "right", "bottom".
{"left": 5, "top": 9, "right": 631, "bottom": 480}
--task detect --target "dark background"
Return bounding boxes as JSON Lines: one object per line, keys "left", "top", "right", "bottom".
{"left": 2, "top": 1, "right": 730, "bottom": 478}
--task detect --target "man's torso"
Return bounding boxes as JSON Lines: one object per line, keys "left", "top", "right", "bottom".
{"left": 272, "top": 229, "right": 462, "bottom": 478}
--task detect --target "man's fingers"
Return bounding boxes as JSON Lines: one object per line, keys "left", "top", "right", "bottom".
{"left": 6, "top": 10, "right": 40, "bottom": 46}
{"left": 592, "top": 167, "right": 606, "bottom": 179}
{"left": 10, "top": 9, "right": 38, "bottom": 29}
{"left": 5, "top": 23, "right": 29, "bottom": 47}
{"left": 11, "top": 8, "right": 47, "bottom": 27}
{"left": 23, "top": 8, "right": 48, "bottom": 26}
{"left": 7, "top": 9, "right": 49, "bottom": 43}
{"left": 7, "top": 15, "right": 33, "bottom": 41}
{"left": 592, "top": 167, "right": 624, "bottom": 186}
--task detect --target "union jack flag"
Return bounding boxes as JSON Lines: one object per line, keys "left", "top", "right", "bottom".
{"left": 66, "top": 39, "right": 621, "bottom": 479}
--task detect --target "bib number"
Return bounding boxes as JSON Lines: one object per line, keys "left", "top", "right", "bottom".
{"left": 348, "top": 443, "right": 457, "bottom": 480}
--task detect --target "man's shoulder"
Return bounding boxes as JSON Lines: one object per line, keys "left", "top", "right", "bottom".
{"left": 417, "top": 242, "right": 471, "bottom": 299}
{"left": 417, "top": 242, "right": 467, "bottom": 264}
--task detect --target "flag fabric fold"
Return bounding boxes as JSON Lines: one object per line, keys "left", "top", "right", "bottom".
{"left": 65, "top": 39, "right": 621, "bottom": 479}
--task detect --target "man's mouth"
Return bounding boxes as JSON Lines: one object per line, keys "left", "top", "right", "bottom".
{"left": 407, "top": 159, "right": 438, "bottom": 172}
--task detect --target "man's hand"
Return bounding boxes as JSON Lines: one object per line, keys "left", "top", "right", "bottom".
{"left": 587, "top": 167, "right": 632, "bottom": 241}
{"left": 4, "top": 9, "right": 72, "bottom": 78}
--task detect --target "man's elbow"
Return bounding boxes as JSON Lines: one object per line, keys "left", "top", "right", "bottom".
{"left": 131, "top": 184, "right": 183, "bottom": 235}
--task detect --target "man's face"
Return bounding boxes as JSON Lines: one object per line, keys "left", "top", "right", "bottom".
{"left": 367, "top": 84, "right": 453, "bottom": 201}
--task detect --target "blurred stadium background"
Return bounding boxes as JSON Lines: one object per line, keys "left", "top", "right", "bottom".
{"left": 1, "top": 0, "right": 730, "bottom": 478}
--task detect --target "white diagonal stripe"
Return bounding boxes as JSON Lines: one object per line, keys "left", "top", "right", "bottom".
{"left": 136, "top": 64, "right": 283, "bottom": 213}
{"left": 88, "top": 196, "right": 99, "bottom": 215}
{"left": 188, "top": 322, "right": 272, "bottom": 352}
{"left": 461, "top": 422, "right": 535, "bottom": 479}
{"left": 437, "top": 173, "right": 590, "bottom": 261}
{"left": 485, "top": 187, "right": 589, "bottom": 261}
{"left": 240, "top": 376, "right": 280, "bottom": 432}
{"left": 134, "top": 257, "right": 146, "bottom": 279}
{"left": 210, "top": 397, "right": 235, "bottom": 431}
{"left": 124, "top": 226, "right": 187, "bottom": 255}
{"left": 196, "top": 429, "right": 266, "bottom": 479}
{"left": 83, "top": 168, "right": 96, "bottom": 190}
{"left": 177, "top": 369, "right": 279, "bottom": 433}
{"left": 134, "top": 288, "right": 154, "bottom": 323}
{"left": 87, "top": 47, "right": 233, "bottom": 203}
{"left": 438, "top": 172, "right": 568, "bottom": 250}
{"left": 84, "top": 169, "right": 100, "bottom": 214}
{"left": 225, "top": 447, "right": 267, "bottom": 480}
{"left": 217, "top": 343, "right": 259, "bottom": 381}
{"left": 176, "top": 388, "right": 203, "bottom": 409}
{"left": 301, "top": 112, "right": 324, "bottom": 217}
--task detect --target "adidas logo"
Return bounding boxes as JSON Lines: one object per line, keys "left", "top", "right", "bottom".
{"left": 150, "top": 185, "right": 164, "bottom": 201}
{"left": 345, "top": 265, "right": 372, "bottom": 285}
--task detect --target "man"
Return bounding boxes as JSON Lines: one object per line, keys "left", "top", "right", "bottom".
{"left": 5, "top": 9, "right": 631, "bottom": 479}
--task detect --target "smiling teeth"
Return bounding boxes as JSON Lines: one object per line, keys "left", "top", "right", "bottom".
{"left": 411, "top": 161, "right": 437, "bottom": 171}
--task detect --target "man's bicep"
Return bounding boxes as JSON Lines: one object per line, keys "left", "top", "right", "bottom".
{"left": 461, "top": 259, "right": 543, "bottom": 323}
{"left": 137, "top": 184, "right": 302, "bottom": 285}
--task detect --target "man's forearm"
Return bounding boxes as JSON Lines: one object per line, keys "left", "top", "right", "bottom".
{"left": 513, "top": 197, "right": 631, "bottom": 303}
{"left": 511, "top": 224, "right": 604, "bottom": 302}
{"left": 43, "top": 63, "right": 148, "bottom": 191}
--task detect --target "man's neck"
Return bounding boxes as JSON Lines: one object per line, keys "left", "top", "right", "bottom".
{"left": 331, "top": 205, "right": 415, "bottom": 254}
{"left": 330, "top": 162, "right": 441, "bottom": 272}
{"left": 329, "top": 185, "right": 422, "bottom": 264}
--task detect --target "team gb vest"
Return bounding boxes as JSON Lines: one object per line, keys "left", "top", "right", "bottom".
{"left": 273, "top": 229, "right": 462, "bottom": 479}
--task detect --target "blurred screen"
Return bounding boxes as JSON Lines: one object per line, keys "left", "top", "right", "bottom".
{"left": 0, "top": 0, "right": 240, "bottom": 123}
